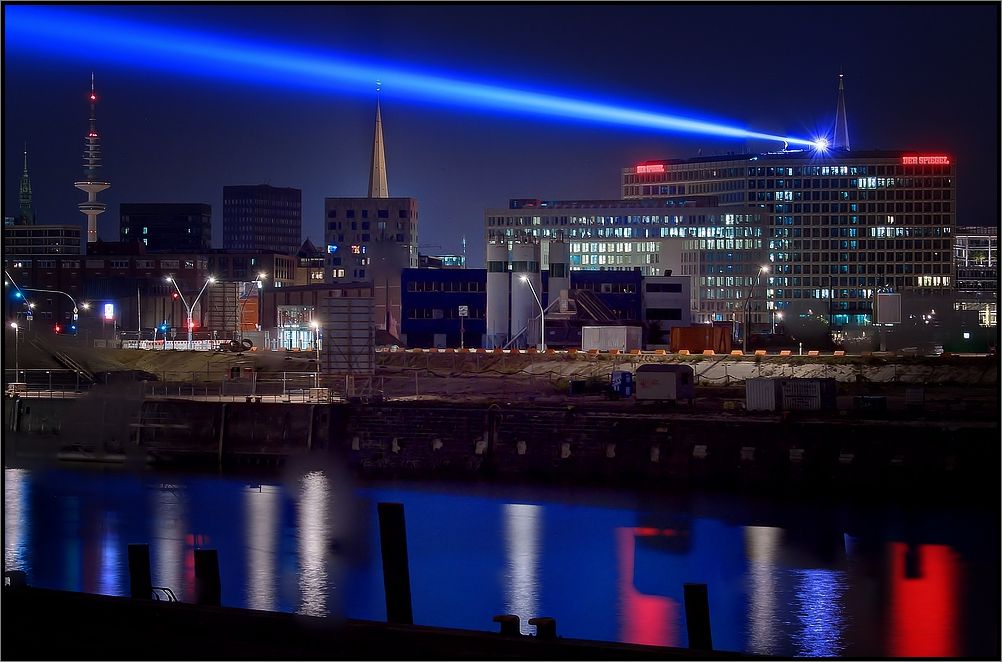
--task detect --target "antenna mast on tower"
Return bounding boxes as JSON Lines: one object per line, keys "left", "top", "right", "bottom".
{"left": 74, "top": 72, "right": 111, "bottom": 243}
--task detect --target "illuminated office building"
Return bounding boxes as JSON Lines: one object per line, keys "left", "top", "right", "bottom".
{"left": 621, "top": 150, "right": 956, "bottom": 330}
{"left": 953, "top": 226, "right": 996, "bottom": 327}
{"left": 485, "top": 198, "right": 766, "bottom": 325}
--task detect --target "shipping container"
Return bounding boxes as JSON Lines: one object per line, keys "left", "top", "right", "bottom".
{"left": 581, "top": 325, "right": 643, "bottom": 352}
{"left": 777, "top": 378, "right": 837, "bottom": 411}
{"left": 745, "top": 378, "right": 780, "bottom": 411}
{"left": 669, "top": 326, "right": 732, "bottom": 354}
{"left": 319, "top": 295, "right": 375, "bottom": 374}
{"left": 635, "top": 364, "right": 695, "bottom": 402}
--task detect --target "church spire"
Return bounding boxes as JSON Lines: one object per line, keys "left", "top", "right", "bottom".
{"left": 832, "top": 69, "right": 850, "bottom": 151}
{"left": 368, "top": 82, "right": 389, "bottom": 198}
{"left": 19, "top": 143, "right": 34, "bottom": 225}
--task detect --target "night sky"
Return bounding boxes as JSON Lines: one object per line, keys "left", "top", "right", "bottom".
{"left": 4, "top": 3, "right": 998, "bottom": 267}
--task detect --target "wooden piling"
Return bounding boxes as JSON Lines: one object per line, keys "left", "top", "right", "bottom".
{"left": 683, "top": 583, "right": 713, "bottom": 650}
{"left": 194, "top": 549, "right": 221, "bottom": 607}
{"left": 127, "top": 543, "right": 152, "bottom": 600}
{"left": 377, "top": 502, "right": 413, "bottom": 625}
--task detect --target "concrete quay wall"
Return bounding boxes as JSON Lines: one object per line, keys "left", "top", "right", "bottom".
{"left": 8, "top": 397, "right": 995, "bottom": 493}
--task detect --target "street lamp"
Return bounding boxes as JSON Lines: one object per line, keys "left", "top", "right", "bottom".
{"left": 310, "top": 320, "right": 321, "bottom": 388}
{"left": 772, "top": 311, "right": 783, "bottom": 335}
{"left": 519, "top": 275, "right": 545, "bottom": 351}
{"left": 166, "top": 275, "right": 216, "bottom": 350}
{"left": 4, "top": 270, "right": 80, "bottom": 321}
{"left": 741, "top": 265, "right": 769, "bottom": 354}
{"left": 9, "top": 322, "right": 19, "bottom": 382}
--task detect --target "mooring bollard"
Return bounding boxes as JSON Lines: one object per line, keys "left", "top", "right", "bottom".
{"left": 128, "top": 543, "right": 152, "bottom": 599}
{"left": 683, "top": 583, "right": 713, "bottom": 650}
{"left": 493, "top": 614, "right": 521, "bottom": 636}
{"left": 377, "top": 502, "right": 413, "bottom": 624}
{"left": 529, "top": 617, "right": 557, "bottom": 639}
{"left": 194, "top": 549, "right": 221, "bottom": 606}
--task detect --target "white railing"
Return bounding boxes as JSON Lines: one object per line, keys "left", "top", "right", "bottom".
{"left": 121, "top": 340, "right": 218, "bottom": 351}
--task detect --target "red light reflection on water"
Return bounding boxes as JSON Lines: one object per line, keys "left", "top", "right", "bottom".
{"left": 616, "top": 528, "right": 678, "bottom": 648}
{"left": 888, "top": 542, "right": 959, "bottom": 657}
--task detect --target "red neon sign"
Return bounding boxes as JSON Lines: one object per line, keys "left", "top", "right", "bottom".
{"left": 901, "top": 156, "right": 950, "bottom": 165}
{"left": 636, "top": 164, "right": 666, "bottom": 174}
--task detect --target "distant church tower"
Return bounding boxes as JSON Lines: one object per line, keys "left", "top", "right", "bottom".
{"left": 18, "top": 144, "right": 35, "bottom": 225}
{"left": 74, "top": 73, "right": 110, "bottom": 244}
{"left": 832, "top": 70, "right": 850, "bottom": 151}
{"left": 368, "top": 83, "right": 389, "bottom": 198}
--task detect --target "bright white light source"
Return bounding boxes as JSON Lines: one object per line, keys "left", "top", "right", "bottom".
{"left": 813, "top": 137, "right": 830, "bottom": 151}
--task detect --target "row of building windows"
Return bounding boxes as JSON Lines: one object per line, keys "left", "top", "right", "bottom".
{"left": 327, "top": 209, "right": 413, "bottom": 219}
{"left": 408, "top": 308, "right": 485, "bottom": 320}
{"left": 406, "top": 280, "right": 485, "bottom": 292}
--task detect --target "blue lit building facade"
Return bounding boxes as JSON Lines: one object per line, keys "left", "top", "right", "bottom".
{"left": 400, "top": 268, "right": 486, "bottom": 348}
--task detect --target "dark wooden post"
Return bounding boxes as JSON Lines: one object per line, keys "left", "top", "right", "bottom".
{"left": 194, "top": 549, "right": 221, "bottom": 606}
{"left": 127, "top": 543, "right": 152, "bottom": 600}
{"left": 683, "top": 583, "right": 713, "bottom": 650}
{"left": 377, "top": 502, "right": 413, "bottom": 624}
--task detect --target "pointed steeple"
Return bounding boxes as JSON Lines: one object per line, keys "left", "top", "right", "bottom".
{"left": 19, "top": 143, "right": 34, "bottom": 225}
{"left": 832, "top": 70, "right": 850, "bottom": 151}
{"left": 368, "top": 82, "right": 389, "bottom": 198}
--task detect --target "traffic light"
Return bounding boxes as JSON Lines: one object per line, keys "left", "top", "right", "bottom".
{"left": 54, "top": 324, "right": 61, "bottom": 333}
{"left": 171, "top": 292, "right": 179, "bottom": 300}
{"left": 159, "top": 323, "right": 169, "bottom": 333}
{"left": 14, "top": 291, "right": 22, "bottom": 299}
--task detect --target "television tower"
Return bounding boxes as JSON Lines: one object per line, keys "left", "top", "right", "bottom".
{"left": 18, "top": 143, "right": 35, "bottom": 225}
{"left": 75, "top": 73, "right": 110, "bottom": 243}
{"left": 832, "top": 70, "right": 850, "bottom": 151}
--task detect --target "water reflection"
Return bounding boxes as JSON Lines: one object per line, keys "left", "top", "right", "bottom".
{"left": 152, "top": 484, "right": 187, "bottom": 601}
{"left": 502, "top": 503, "right": 541, "bottom": 634}
{"left": 98, "top": 512, "right": 122, "bottom": 596}
{"left": 744, "top": 526, "right": 782, "bottom": 655}
{"left": 244, "top": 485, "right": 281, "bottom": 611}
{"left": 792, "top": 568, "right": 848, "bottom": 657}
{"left": 297, "top": 471, "right": 330, "bottom": 617}
{"left": 616, "top": 528, "right": 677, "bottom": 648}
{"left": 888, "top": 543, "right": 959, "bottom": 657}
{"left": 4, "top": 468, "right": 31, "bottom": 573}
{"left": 2, "top": 467, "right": 990, "bottom": 657}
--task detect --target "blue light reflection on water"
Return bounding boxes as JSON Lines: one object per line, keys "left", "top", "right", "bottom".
{"left": 2, "top": 467, "right": 995, "bottom": 657}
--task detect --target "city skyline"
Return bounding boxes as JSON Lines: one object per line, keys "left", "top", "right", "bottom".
{"left": 4, "top": 3, "right": 999, "bottom": 267}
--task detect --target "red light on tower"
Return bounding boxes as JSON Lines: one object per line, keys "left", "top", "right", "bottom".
{"left": 90, "top": 94, "right": 96, "bottom": 101}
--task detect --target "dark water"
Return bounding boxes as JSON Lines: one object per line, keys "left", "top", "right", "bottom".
{"left": 4, "top": 464, "right": 998, "bottom": 657}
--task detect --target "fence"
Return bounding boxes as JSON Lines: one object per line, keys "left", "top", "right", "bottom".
{"left": 121, "top": 340, "right": 219, "bottom": 351}
{"left": 3, "top": 369, "right": 89, "bottom": 398}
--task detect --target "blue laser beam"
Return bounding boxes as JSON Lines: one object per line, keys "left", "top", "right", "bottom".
{"left": 6, "top": 6, "right": 820, "bottom": 147}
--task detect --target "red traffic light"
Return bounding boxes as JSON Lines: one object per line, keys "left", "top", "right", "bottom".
{"left": 54, "top": 324, "right": 61, "bottom": 333}
{"left": 171, "top": 292, "right": 179, "bottom": 300}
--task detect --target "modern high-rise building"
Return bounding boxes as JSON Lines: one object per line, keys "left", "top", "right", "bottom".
{"left": 325, "top": 95, "right": 418, "bottom": 337}
{"left": 620, "top": 149, "right": 955, "bottom": 331}
{"left": 74, "top": 74, "right": 110, "bottom": 244}
{"left": 485, "top": 197, "right": 763, "bottom": 326}
{"left": 119, "top": 203, "right": 212, "bottom": 251}
{"left": 222, "top": 184, "right": 302, "bottom": 254}
{"left": 953, "top": 226, "right": 996, "bottom": 327}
